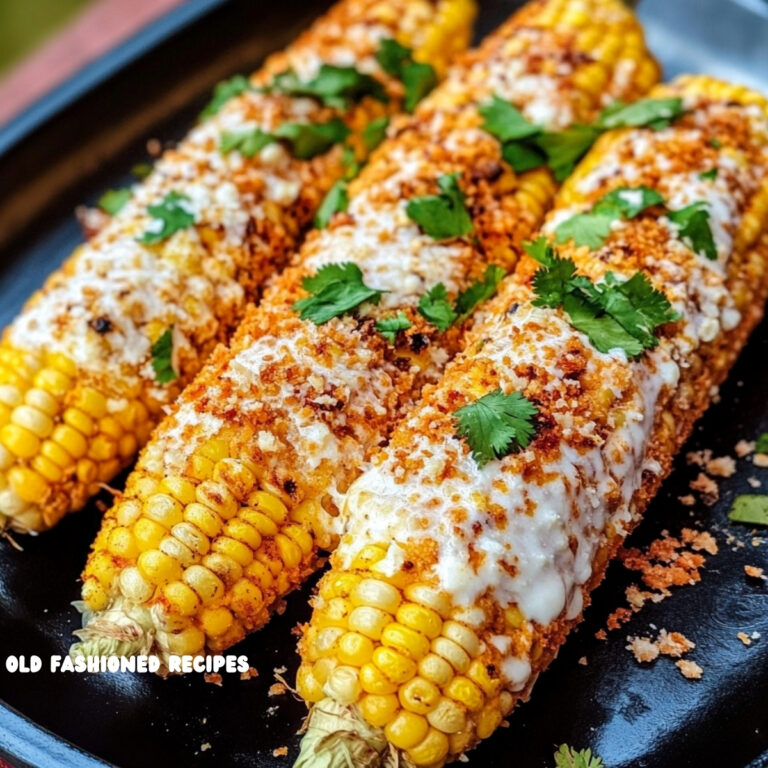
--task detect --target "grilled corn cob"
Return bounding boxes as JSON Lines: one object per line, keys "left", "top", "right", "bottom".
{"left": 295, "top": 75, "right": 768, "bottom": 767}
{"left": 0, "top": 0, "right": 474, "bottom": 534}
{"left": 72, "top": 0, "right": 658, "bottom": 663}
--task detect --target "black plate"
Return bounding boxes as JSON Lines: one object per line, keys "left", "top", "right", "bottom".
{"left": 1, "top": 1, "right": 768, "bottom": 766}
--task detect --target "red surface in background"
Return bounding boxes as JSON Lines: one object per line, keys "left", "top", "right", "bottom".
{"left": 0, "top": 0, "right": 184, "bottom": 126}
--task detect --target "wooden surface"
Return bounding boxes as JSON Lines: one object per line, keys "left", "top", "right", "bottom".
{"left": 0, "top": 0, "right": 185, "bottom": 126}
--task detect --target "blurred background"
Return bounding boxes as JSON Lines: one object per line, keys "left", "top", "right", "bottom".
{"left": 0, "top": 0, "right": 184, "bottom": 125}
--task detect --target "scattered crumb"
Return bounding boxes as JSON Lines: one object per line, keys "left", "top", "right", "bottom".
{"left": 678, "top": 494, "right": 696, "bottom": 507}
{"left": 458, "top": 755, "right": 470, "bottom": 763}
{"left": 752, "top": 537, "right": 763, "bottom": 547}
{"left": 275, "top": 599, "right": 289, "bottom": 616}
{"left": 675, "top": 659, "right": 703, "bottom": 680}
{"left": 200, "top": 743, "right": 211, "bottom": 753}
{"left": 267, "top": 705, "right": 279, "bottom": 716}
{"left": 273, "top": 665, "right": 288, "bottom": 675}
{"left": 744, "top": 565, "right": 765, "bottom": 579}
{"left": 204, "top": 673, "right": 222, "bottom": 687}
{"left": 147, "top": 137, "right": 162, "bottom": 156}
{"left": 752, "top": 631, "right": 762, "bottom": 640}
{"left": 273, "top": 747, "right": 289, "bottom": 758}
{"left": 682, "top": 528, "right": 719, "bottom": 556}
{"left": 657, "top": 629, "right": 695, "bottom": 658}
{"left": 240, "top": 667, "right": 259, "bottom": 681}
{"left": 737, "top": 632, "right": 753, "bottom": 646}
{"left": 689, "top": 473, "right": 719, "bottom": 505}
{"left": 735, "top": 440, "right": 755, "bottom": 458}
{"left": 606, "top": 606, "right": 633, "bottom": 630}
{"left": 748, "top": 477, "right": 762, "bottom": 489}
{"left": 686, "top": 449, "right": 711, "bottom": 467}
{"left": 754, "top": 453, "right": 768, "bottom": 468}
{"left": 626, "top": 636, "right": 660, "bottom": 663}
{"left": 595, "top": 629, "right": 607, "bottom": 641}
{"left": 269, "top": 682, "right": 288, "bottom": 697}
{"left": 578, "top": 656, "right": 588, "bottom": 666}
{"left": 705, "top": 455, "right": 736, "bottom": 478}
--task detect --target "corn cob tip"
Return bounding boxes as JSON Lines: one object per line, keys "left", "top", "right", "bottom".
{"left": 70, "top": 599, "right": 154, "bottom": 660}
{"left": 295, "top": 699, "right": 395, "bottom": 768}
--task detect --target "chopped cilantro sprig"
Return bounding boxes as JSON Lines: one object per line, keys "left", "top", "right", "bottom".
{"left": 151, "top": 327, "right": 178, "bottom": 384}
{"left": 138, "top": 191, "right": 195, "bottom": 244}
{"left": 201, "top": 74, "right": 254, "bottom": 118}
{"left": 406, "top": 173, "right": 474, "bottom": 240}
{"left": 553, "top": 744, "right": 605, "bottom": 768}
{"left": 98, "top": 188, "right": 132, "bottom": 216}
{"left": 376, "top": 39, "right": 437, "bottom": 113}
{"left": 666, "top": 202, "right": 717, "bottom": 260}
{"left": 454, "top": 389, "right": 538, "bottom": 467}
{"left": 375, "top": 312, "right": 412, "bottom": 343}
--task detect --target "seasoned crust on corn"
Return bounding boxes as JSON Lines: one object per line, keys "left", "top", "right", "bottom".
{"left": 295, "top": 77, "right": 768, "bottom": 767}
{"left": 73, "top": 0, "right": 659, "bottom": 664}
{"left": 0, "top": 0, "right": 475, "bottom": 533}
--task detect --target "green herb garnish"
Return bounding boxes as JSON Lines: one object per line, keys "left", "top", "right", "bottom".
{"left": 151, "top": 328, "right": 178, "bottom": 384}
{"left": 314, "top": 180, "right": 349, "bottom": 229}
{"left": 699, "top": 168, "right": 718, "bottom": 181}
{"left": 455, "top": 389, "right": 538, "bottom": 467}
{"left": 131, "top": 163, "right": 153, "bottom": 180}
{"left": 454, "top": 264, "right": 506, "bottom": 321}
{"left": 376, "top": 39, "right": 437, "bottom": 113}
{"left": 201, "top": 74, "right": 253, "bottom": 118}
{"left": 97, "top": 188, "right": 131, "bottom": 216}
{"left": 293, "top": 262, "right": 383, "bottom": 324}
{"left": 273, "top": 118, "right": 351, "bottom": 160}
{"left": 666, "top": 202, "right": 717, "bottom": 260}
{"left": 269, "top": 64, "right": 388, "bottom": 109}
{"left": 417, "top": 283, "right": 457, "bottom": 331}
{"left": 406, "top": 172, "right": 473, "bottom": 240}
{"left": 375, "top": 312, "right": 411, "bottom": 343}
{"left": 709, "top": 137, "right": 723, "bottom": 149}
{"left": 755, "top": 433, "right": 768, "bottom": 453}
{"left": 553, "top": 744, "right": 605, "bottom": 768}
{"left": 363, "top": 116, "right": 389, "bottom": 153}
{"left": 220, "top": 127, "right": 275, "bottom": 157}
{"left": 138, "top": 191, "right": 195, "bottom": 244}
{"left": 729, "top": 495, "right": 768, "bottom": 527}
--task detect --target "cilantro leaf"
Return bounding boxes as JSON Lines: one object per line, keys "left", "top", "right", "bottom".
{"left": 314, "top": 180, "right": 349, "bottom": 229}
{"left": 524, "top": 236, "right": 556, "bottom": 267}
{"left": 273, "top": 118, "right": 350, "bottom": 159}
{"left": 151, "top": 328, "right": 178, "bottom": 384}
{"left": 200, "top": 74, "right": 253, "bottom": 118}
{"left": 138, "top": 191, "right": 195, "bottom": 244}
{"left": 455, "top": 264, "right": 506, "bottom": 321}
{"left": 375, "top": 312, "right": 411, "bottom": 343}
{"left": 666, "top": 202, "right": 717, "bottom": 260}
{"left": 699, "top": 168, "right": 718, "bottom": 181}
{"left": 755, "top": 432, "right": 768, "bottom": 453}
{"left": 565, "top": 292, "right": 644, "bottom": 356}
{"left": 220, "top": 127, "right": 275, "bottom": 157}
{"left": 709, "top": 137, "right": 723, "bottom": 149}
{"left": 363, "top": 116, "right": 389, "bottom": 153}
{"left": 269, "top": 64, "right": 387, "bottom": 108}
{"left": 406, "top": 172, "right": 474, "bottom": 240}
{"left": 600, "top": 186, "right": 665, "bottom": 219}
{"left": 454, "top": 389, "right": 538, "bottom": 467}
{"left": 502, "top": 140, "right": 547, "bottom": 173}
{"left": 596, "top": 97, "right": 684, "bottom": 131}
{"left": 98, "top": 188, "right": 131, "bottom": 216}
{"left": 293, "top": 262, "right": 383, "bottom": 324}
{"left": 341, "top": 146, "right": 361, "bottom": 180}
{"left": 418, "top": 283, "right": 457, "bottom": 331}
{"left": 532, "top": 255, "right": 578, "bottom": 307}
{"left": 553, "top": 744, "right": 605, "bottom": 768}
{"left": 479, "top": 95, "right": 540, "bottom": 142}
{"left": 729, "top": 495, "right": 768, "bottom": 527}
{"left": 376, "top": 39, "right": 437, "bottom": 112}
{"left": 131, "top": 162, "right": 153, "bottom": 179}
{"left": 536, "top": 124, "right": 602, "bottom": 181}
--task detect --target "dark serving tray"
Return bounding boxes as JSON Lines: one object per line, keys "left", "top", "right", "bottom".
{"left": 1, "top": 0, "right": 768, "bottom": 766}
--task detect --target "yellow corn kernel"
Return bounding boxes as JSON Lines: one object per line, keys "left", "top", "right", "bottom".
{"left": 196, "top": 480, "right": 238, "bottom": 519}
{"left": 166, "top": 626, "right": 205, "bottom": 655}
{"left": 213, "top": 458, "right": 255, "bottom": 500}
{"left": 338, "top": 631, "right": 375, "bottom": 667}
{"left": 118, "top": 433, "right": 138, "bottom": 459}
{"left": 407, "top": 728, "right": 450, "bottom": 766}
{"left": 320, "top": 572, "right": 361, "bottom": 600}
{"left": 323, "top": 665, "right": 361, "bottom": 705}
{"left": 468, "top": 659, "right": 501, "bottom": 697}
{"left": 348, "top": 605, "right": 391, "bottom": 640}
{"left": 76, "top": 458, "right": 97, "bottom": 485}
{"left": 88, "top": 551, "right": 118, "bottom": 588}
{"left": 88, "top": 435, "right": 117, "bottom": 461}
{"left": 372, "top": 646, "right": 417, "bottom": 685}
{"left": 418, "top": 654, "right": 454, "bottom": 687}
{"left": 40, "top": 438, "right": 73, "bottom": 468}
{"left": 163, "top": 580, "right": 200, "bottom": 616}
{"left": 34, "top": 368, "right": 71, "bottom": 397}
{"left": 248, "top": 490, "right": 287, "bottom": 522}
{"left": 198, "top": 438, "right": 229, "bottom": 462}
{"left": 119, "top": 566, "right": 153, "bottom": 603}
{"left": 0, "top": 444, "right": 13, "bottom": 470}
{"left": 46, "top": 352, "right": 76, "bottom": 377}
{"left": 171, "top": 521, "right": 211, "bottom": 556}
{"left": 431, "top": 636, "right": 470, "bottom": 673}
{"left": 442, "top": 621, "right": 481, "bottom": 657}
{"left": 313, "top": 626, "right": 345, "bottom": 658}
{"left": 224, "top": 518, "right": 262, "bottom": 550}
{"left": 297, "top": 664, "right": 325, "bottom": 703}
{"left": 8, "top": 466, "right": 48, "bottom": 503}
{"left": 189, "top": 453, "right": 215, "bottom": 481}
{"left": 1, "top": 423, "right": 40, "bottom": 458}
{"left": 82, "top": 579, "right": 108, "bottom": 612}
{"left": 144, "top": 493, "right": 183, "bottom": 529}
{"left": 352, "top": 579, "right": 402, "bottom": 614}
{"left": 52, "top": 424, "right": 87, "bottom": 458}
{"left": 404, "top": 584, "right": 452, "bottom": 619}
{"left": 129, "top": 475, "right": 158, "bottom": 499}
{"left": 244, "top": 560, "right": 274, "bottom": 590}
{"left": 159, "top": 535, "right": 195, "bottom": 567}
{"left": 62, "top": 408, "right": 94, "bottom": 437}
{"left": 275, "top": 533, "right": 302, "bottom": 568}
{"left": 476, "top": 704, "right": 503, "bottom": 740}
{"left": 397, "top": 603, "right": 443, "bottom": 639}
{"left": 183, "top": 564, "right": 225, "bottom": 605}
{"left": 351, "top": 544, "right": 387, "bottom": 570}
{"left": 159, "top": 475, "right": 197, "bottom": 505}
{"left": 385, "top": 710, "right": 429, "bottom": 751}
{"left": 31, "top": 453, "right": 62, "bottom": 483}
{"left": 0, "top": 386, "right": 21, "bottom": 408}
{"left": 315, "top": 597, "right": 351, "bottom": 629}
{"left": 359, "top": 693, "right": 399, "bottom": 728}
{"left": 74, "top": 387, "right": 107, "bottom": 419}
{"left": 283, "top": 523, "right": 314, "bottom": 556}
{"left": 212, "top": 536, "right": 253, "bottom": 567}
{"left": 381, "top": 622, "right": 430, "bottom": 661}
{"left": 133, "top": 518, "right": 166, "bottom": 551}
{"left": 115, "top": 499, "right": 142, "bottom": 527}
{"left": 98, "top": 416, "right": 122, "bottom": 440}
{"left": 229, "top": 578, "right": 264, "bottom": 620}
{"left": 12, "top": 404, "right": 53, "bottom": 438}
{"left": 107, "top": 526, "right": 138, "bottom": 560}
{"left": 504, "top": 605, "right": 524, "bottom": 629}
{"left": 201, "top": 606, "right": 234, "bottom": 637}
{"left": 184, "top": 502, "right": 223, "bottom": 538}
{"left": 137, "top": 549, "right": 183, "bottom": 584}
{"left": 359, "top": 662, "right": 398, "bottom": 695}
{"left": 444, "top": 676, "right": 484, "bottom": 712}
{"left": 426, "top": 698, "right": 466, "bottom": 734}
{"left": 240, "top": 508, "right": 278, "bottom": 536}
{"left": 399, "top": 676, "right": 441, "bottom": 716}
{"left": 202, "top": 551, "right": 242, "bottom": 585}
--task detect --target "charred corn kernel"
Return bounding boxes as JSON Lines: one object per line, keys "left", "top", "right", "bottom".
{"left": 338, "top": 631, "right": 375, "bottom": 666}
{"left": 134, "top": 518, "right": 167, "bottom": 551}
{"left": 403, "top": 584, "right": 452, "bottom": 619}
{"left": 171, "top": 521, "right": 211, "bottom": 555}
{"left": 359, "top": 662, "right": 398, "bottom": 695}
{"left": 167, "top": 626, "right": 205, "bottom": 655}
{"left": 275, "top": 533, "right": 302, "bottom": 568}
{"left": 8, "top": 466, "right": 48, "bottom": 503}
{"left": 418, "top": 653, "right": 454, "bottom": 687}
{"left": 399, "top": 676, "right": 441, "bottom": 714}
{"left": 397, "top": 603, "right": 443, "bottom": 639}
{"left": 442, "top": 621, "right": 481, "bottom": 657}
{"left": 381, "top": 622, "right": 431, "bottom": 660}
{"left": 183, "top": 564, "right": 225, "bottom": 605}
{"left": 229, "top": 578, "right": 263, "bottom": 618}
{"left": 407, "top": 728, "right": 450, "bottom": 766}
{"left": 213, "top": 458, "right": 255, "bottom": 500}
{"left": 373, "top": 646, "right": 417, "bottom": 684}
{"left": 323, "top": 665, "right": 361, "bottom": 705}
{"left": 1, "top": 424, "right": 40, "bottom": 458}
{"left": 202, "top": 552, "right": 242, "bottom": 585}
{"left": 163, "top": 580, "right": 200, "bottom": 616}
{"left": 248, "top": 490, "right": 288, "bottom": 522}
{"left": 348, "top": 605, "right": 391, "bottom": 640}
{"left": 385, "top": 711, "right": 429, "bottom": 751}
{"left": 476, "top": 705, "right": 503, "bottom": 740}
{"left": 431, "top": 636, "right": 470, "bottom": 673}
{"left": 196, "top": 480, "right": 238, "bottom": 519}
{"left": 138, "top": 549, "right": 183, "bottom": 584}
{"left": 212, "top": 536, "right": 253, "bottom": 567}
{"left": 244, "top": 560, "right": 273, "bottom": 590}
{"left": 119, "top": 566, "right": 153, "bottom": 603}
{"left": 31, "top": 454, "right": 62, "bottom": 483}
{"left": 76, "top": 458, "right": 97, "bottom": 484}
{"left": 89, "top": 551, "right": 118, "bottom": 588}
{"left": 468, "top": 659, "right": 501, "bottom": 697}
{"left": 444, "top": 676, "right": 484, "bottom": 712}
{"left": 360, "top": 693, "right": 399, "bottom": 728}
{"left": 159, "top": 535, "right": 195, "bottom": 566}
{"left": 201, "top": 606, "right": 234, "bottom": 636}
{"left": 159, "top": 476, "right": 196, "bottom": 505}
{"left": 183, "top": 502, "right": 223, "bottom": 537}
{"left": 240, "top": 508, "right": 278, "bottom": 536}
{"left": 107, "top": 526, "right": 138, "bottom": 560}
{"left": 40, "top": 439, "right": 72, "bottom": 467}
{"left": 52, "top": 424, "right": 87, "bottom": 458}
{"left": 426, "top": 698, "right": 466, "bottom": 734}
{"left": 12, "top": 405, "right": 53, "bottom": 438}
{"left": 62, "top": 408, "right": 94, "bottom": 436}
{"left": 353, "top": 579, "right": 401, "bottom": 614}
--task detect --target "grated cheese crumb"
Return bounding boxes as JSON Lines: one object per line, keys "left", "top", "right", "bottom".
{"left": 744, "top": 565, "right": 765, "bottom": 579}
{"left": 737, "top": 632, "right": 752, "bottom": 646}
{"left": 675, "top": 659, "right": 703, "bottom": 680}
{"left": 273, "top": 747, "right": 289, "bottom": 758}
{"left": 626, "top": 636, "right": 659, "bottom": 663}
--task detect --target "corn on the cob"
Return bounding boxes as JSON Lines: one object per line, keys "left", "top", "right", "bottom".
{"left": 295, "top": 75, "right": 768, "bottom": 767}
{"left": 0, "top": 0, "right": 474, "bottom": 534}
{"left": 72, "top": 0, "right": 658, "bottom": 663}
